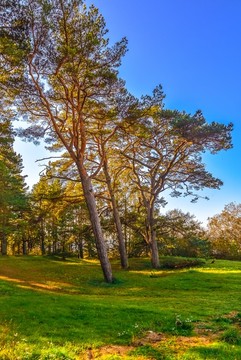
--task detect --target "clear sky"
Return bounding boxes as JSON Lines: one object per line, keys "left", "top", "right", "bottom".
{"left": 14, "top": 0, "right": 241, "bottom": 226}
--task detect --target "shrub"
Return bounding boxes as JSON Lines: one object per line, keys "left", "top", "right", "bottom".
{"left": 161, "top": 259, "right": 205, "bottom": 270}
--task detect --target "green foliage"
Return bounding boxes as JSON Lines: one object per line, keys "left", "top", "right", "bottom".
{"left": 208, "top": 202, "right": 241, "bottom": 259}
{"left": 0, "top": 117, "right": 28, "bottom": 254}
{"left": 158, "top": 209, "right": 209, "bottom": 258}
{"left": 29, "top": 176, "right": 94, "bottom": 257}
{"left": 161, "top": 258, "right": 205, "bottom": 270}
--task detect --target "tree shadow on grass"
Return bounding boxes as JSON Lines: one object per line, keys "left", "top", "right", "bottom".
{"left": 0, "top": 279, "right": 164, "bottom": 347}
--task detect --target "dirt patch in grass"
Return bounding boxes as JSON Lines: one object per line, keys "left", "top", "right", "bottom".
{"left": 223, "top": 311, "right": 239, "bottom": 319}
{"left": 133, "top": 330, "right": 164, "bottom": 346}
{"left": 194, "top": 321, "right": 220, "bottom": 337}
{"left": 166, "top": 334, "right": 215, "bottom": 356}
{"left": 84, "top": 331, "right": 218, "bottom": 359}
{"left": 84, "top": 345, "right": 135, "bottom": 359}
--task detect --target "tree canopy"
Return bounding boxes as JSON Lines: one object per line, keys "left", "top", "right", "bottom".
{"left": 208, "top": 203, "right": 241, "bottom": 259}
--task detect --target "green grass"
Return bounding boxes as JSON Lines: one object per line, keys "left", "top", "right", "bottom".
{"left": 0, "top": 256, "right": 241, "bottom": 359}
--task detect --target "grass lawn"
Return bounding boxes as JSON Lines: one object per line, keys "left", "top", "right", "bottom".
{"left": 0, "top": 256, "right": 241, "bottom": 359}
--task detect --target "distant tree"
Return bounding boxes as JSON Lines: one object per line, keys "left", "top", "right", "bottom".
{"left": 30, "top": 176, "right": 62, "bottom": 255}
{"left": 0, "top": 0, "right": 129, "bottom": 282}
{"left": 30, "top": 174, "right": 90, "bottom": 257}
{"left": 208, "top": 203, "right": 241, "bottom": 259}
{"left": 158, "top": 209, "right": 208, "bottom": 258}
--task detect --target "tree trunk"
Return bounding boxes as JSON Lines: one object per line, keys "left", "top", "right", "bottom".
{"left": 78, "top": 238, "right": 84, "bottom": 259}
{"left": 103, "top": 162, "right": 128, "bottom": 269}
{"left": 22, "top": 239, "right": 27, "bottom": 255}
{"left": 53, "top": 240, "right": 57, "bottom": 254}
{"left": 149, "top": 229, "right": 160, "bottom": 268}
{"left": 1, "top": 233, "right": 7, "bottom": 255}
{"left": 146, "top": 204, "right": 160, "bottom": 268}
{"left": 40, "top": 219, "right": 45, "bottom": 255}
{"left": 62, "top": 242, "right": 66, "bottom": 260}
{"left": 112, "top": 203, "right": 129, "bottom": 268}
{"left": 79, "top": 169, "right": 113, "bottom": 283}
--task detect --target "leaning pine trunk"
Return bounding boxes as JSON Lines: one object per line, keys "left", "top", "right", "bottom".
{"left": 103, "top": 162, "right": 128, "bottom": 269}
{"left": 80, "top": 170, "right": 113, "bottom": 283}
{"left": 112, "top": 201, "right": 129, "bottom": 269}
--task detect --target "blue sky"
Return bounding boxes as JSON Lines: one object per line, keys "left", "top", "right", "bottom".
{"left": 15, "top": 0, "right": 241, "bottom": 225}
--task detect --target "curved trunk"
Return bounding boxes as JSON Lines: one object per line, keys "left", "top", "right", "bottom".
{"left": 80, "top": 169, "right": 113, "bottom": 283}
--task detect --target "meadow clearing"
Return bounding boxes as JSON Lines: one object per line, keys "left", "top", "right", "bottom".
{"left": 0, "top": 256, "right": 241, "bottom": 359}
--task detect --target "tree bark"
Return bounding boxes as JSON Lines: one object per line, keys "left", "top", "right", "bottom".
{"left": 1, "top": 233, "right": 7, "bottom": 255}
{"left": 146, "top": 204, "right": 160, "bottom": 268}
{"left": 103, "top": 162, "right": 128, "bottom": 269}
{"left": 149, "top": 229, "right": 160, "bottom": 268}
{"left": 40, "top": 219, "right": 45, "bottom": 255}
{"left": 22, "top": 238, "right": 27, "bottom": 255}
{"left": 79, "top": 168, "right": 113, "bottom": 283}
{"left": 78, "top": 238, "right": 84, "bottom": 259}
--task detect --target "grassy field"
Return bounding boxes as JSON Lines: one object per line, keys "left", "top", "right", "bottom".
{"left": 0, "top": 256, "right": 241, "bottom": 359}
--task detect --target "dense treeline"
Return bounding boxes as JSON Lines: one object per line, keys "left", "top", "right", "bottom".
{"left": 0, "top": 0, "right": 234, "bottom": 281}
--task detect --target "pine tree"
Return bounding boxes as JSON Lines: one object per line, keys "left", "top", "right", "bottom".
{"left": 0, "top": 117, "right": 28, "bottom": 254}
{"left": 0, "top": 0, "right": 128, "bottom": 282}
